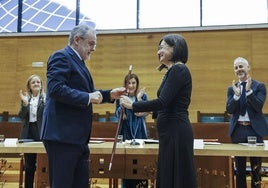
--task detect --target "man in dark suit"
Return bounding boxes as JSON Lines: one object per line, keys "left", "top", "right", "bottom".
{"left": 40, "top": 24, "right": 126, "bottom": 188}
{"left": 226, "top": 57, "right": 268, "bottom": 188}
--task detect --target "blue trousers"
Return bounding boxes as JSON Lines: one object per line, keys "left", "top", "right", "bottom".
{"left": 43, "top": 140, "right": 89, "bottom": 188}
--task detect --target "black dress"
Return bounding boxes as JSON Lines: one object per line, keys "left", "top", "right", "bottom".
{"left": 132, "top": 63, "right": 197, "bottom": 188}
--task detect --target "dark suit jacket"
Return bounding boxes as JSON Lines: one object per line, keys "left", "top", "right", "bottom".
{"left": 226, "top": 79, "right": 268, "bottom": 137}
{"left": 40, "top": 45, "right": 112, "bottom": 144}
{"left": 18, "top": 94, "right": 45, "bottom": 140}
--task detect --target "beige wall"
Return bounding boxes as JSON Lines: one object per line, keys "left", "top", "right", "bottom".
{"left": 0, "top": 28, "right": 268, "bottom": 122}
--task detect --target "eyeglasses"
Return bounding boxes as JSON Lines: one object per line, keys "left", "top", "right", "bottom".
{"left": 88, "top": 42, "right": 96, "bottom": 48}
{"left": 158, "top": 44, "right": 171, "bottom": 50}
{"left": 234, "top": 65, "right": 245, "bottom": 70}
{"left": 79, "top": 37, "right": 96, "bottom": 48}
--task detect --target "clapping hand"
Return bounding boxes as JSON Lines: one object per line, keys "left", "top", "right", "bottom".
{"left": 232, "top": 80, "right": 241, "bottom": 96}
{"left": 19, "top": 90, "right": 29, "bottom": 106}
{"left": 246, "top": 75, "right": 252, "bottom": 91}
{"left": 137, "top": 87, "right": 146, "bottom": 101}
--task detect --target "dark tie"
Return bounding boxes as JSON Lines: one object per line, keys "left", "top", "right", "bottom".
{"left": 240, "top": 82, "right": 247, "bottom": 116}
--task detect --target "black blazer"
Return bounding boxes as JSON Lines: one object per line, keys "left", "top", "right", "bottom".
{"left": 18, "top": 94, "right": 45, "bottom": 140}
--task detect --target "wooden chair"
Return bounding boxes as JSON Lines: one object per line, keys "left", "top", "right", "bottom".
{"left": 7, "top": 114, "right": 21, "bottom": 122}
{"left": 0, "top": 111, "right": 9, "bottom": 122}
{"left": 92, "top": 112, "right": 109, "bottom": 122}
{"left": 105, "top": 111, "right": 118, "bottom": 122}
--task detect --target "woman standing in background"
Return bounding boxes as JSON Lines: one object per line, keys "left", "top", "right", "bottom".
{"left": 116, "top": 73, "right": 149, "bottom": 188}
{"left": 18, "top": 74, "right": 45, "bottom": 188}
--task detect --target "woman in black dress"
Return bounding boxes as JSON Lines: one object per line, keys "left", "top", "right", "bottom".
{"left": 120, "top": 34, "right": 197, "bottom": 188}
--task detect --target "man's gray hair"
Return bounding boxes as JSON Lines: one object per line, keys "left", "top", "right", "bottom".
{"left": 68, "top": 24, "right": 96, "bottom": 45}
{"left": 233, "top": 57, "right": 249, "bottom": 66}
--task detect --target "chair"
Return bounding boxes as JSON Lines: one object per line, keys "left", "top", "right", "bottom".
{"left": 98, "top": 114, "right": 107, "bottom": 122}
{"left": 93, "top": 111, "right": 119, "bottom": 122}
{"left": 105, "top": 111, "right": 118, "bottom": 122}
{"left": 197, "top": 111, "right": 229, "bottom": 123}
{"left": 8, "top": 115, "right": 21, "bottom": 122}
{"left": 264, "top": 113, "right": 268, "bottom": 124}
{"left": 0, "top": 111, "right": 9, "bottom": 122}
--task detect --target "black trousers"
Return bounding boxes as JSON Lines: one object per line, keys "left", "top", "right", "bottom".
{"left": 235, "top": 156, "right": 261, "bottom": 188}
{"left": 122, "top": 179, "right": 148, "bottom": 188}
{"left": 24, "top": 122, "right": 39, "bottom": 188}
{"left": 24, "top": 153, "right": 37, "bottom": 188}
{"left": 232, "top": 124, "right": 262, "bottom": 188}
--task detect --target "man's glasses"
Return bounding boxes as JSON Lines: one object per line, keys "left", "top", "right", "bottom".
{"left": 79, "top": 37, "right": 96, "bottom": 48}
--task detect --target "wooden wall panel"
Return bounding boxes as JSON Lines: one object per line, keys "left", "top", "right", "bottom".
{"left": 185, "top": 30, "right": 252, "bottom": 118}
{"left": 0, "top": 37, "right": 19, "bottom": 112}
{"left": 0, "top": 28, "right": 268, "bottom": 122}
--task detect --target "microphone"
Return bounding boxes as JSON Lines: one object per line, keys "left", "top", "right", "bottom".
{"left": 157, "top": 64, "right": 167, "bottom": 71}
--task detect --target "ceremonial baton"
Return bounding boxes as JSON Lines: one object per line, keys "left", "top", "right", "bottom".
{"left": 109, "top": 65, "right": 132, "bottom": 171}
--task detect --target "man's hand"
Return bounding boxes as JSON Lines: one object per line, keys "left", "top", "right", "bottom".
{"left": 232, "top": 80, "right": 241, "bottom": 96}
{"left": 110, "top": 87, "right": 127, "bottom": 100}
{"left": 246, "top": 75, "right": 252, "bottom": 91}
{"left": 90, "top": 91, "right": 103, "bottom": 104}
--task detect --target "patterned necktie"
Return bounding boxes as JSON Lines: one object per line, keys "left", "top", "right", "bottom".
{"left": 240, "top": 82, "right": 247, "bottom": 116}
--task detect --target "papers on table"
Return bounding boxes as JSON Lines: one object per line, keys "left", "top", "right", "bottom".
{"left": 3, "top": 138, "right": 18, "bottom": 146}
{"left": 89, "top": 140, "right": 105, "bottom": 144}
{"left": 194, "top": 139, "right": 222, "bottom": 149}
{"left": 204, "top": 142, "right": 221, "bottom": 145}
{"left": 124, "top": 139, "right": 159, "bottom": 145}
{"left": 239, "top": 143, "right": 264, "bottom": 146}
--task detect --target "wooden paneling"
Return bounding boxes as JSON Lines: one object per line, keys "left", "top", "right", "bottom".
{"left": 1, "top": 28, "right": 268, "bottom": 123}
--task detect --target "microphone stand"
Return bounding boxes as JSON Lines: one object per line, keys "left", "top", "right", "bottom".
{"left": 109, "top": 65, "right": 132, "bottom": 171}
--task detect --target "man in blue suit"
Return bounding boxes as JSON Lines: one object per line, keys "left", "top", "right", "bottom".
{"left": 40, "top": 24, "right": 126, "bottom": 188}
{"left": 226, "top": 57, "right": 268, "bottom": 188}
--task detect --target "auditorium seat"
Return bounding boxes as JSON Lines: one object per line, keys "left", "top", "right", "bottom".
{"left": 197, "top": 111, "right": 229, "bottom": 123}
{"left": 8, "top": 116, "right": 21, "bottom": 123}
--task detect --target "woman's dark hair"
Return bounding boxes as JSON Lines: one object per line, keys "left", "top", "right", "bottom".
{"left": 158, "top": 34, "right": 188, "bottom": 64}
{"left": 124, "top": 73, "right": 139, "bottom": 96}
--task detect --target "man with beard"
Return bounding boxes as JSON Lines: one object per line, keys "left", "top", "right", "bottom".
{"left": 226, "top": 57, "right": 268, "bottom": 188}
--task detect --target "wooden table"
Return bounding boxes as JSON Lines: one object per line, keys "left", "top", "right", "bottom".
{"left": 2, "top": 142, "right": 268, "bottom": 155}
{"left": 1, "top": 141, "right": 268, "bottom": 188}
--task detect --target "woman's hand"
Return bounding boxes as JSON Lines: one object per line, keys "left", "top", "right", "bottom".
{"left": 134, "top": 112, "right": 148, "bottom": 117}
{"left": 19, "top": 90, "right": 29, "bottom": 106}
{"left": 137, "top": 87, "right": 146, "bottom": 101}
{"left": 120, "top": 95, "right": 133, "bottom": 109}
